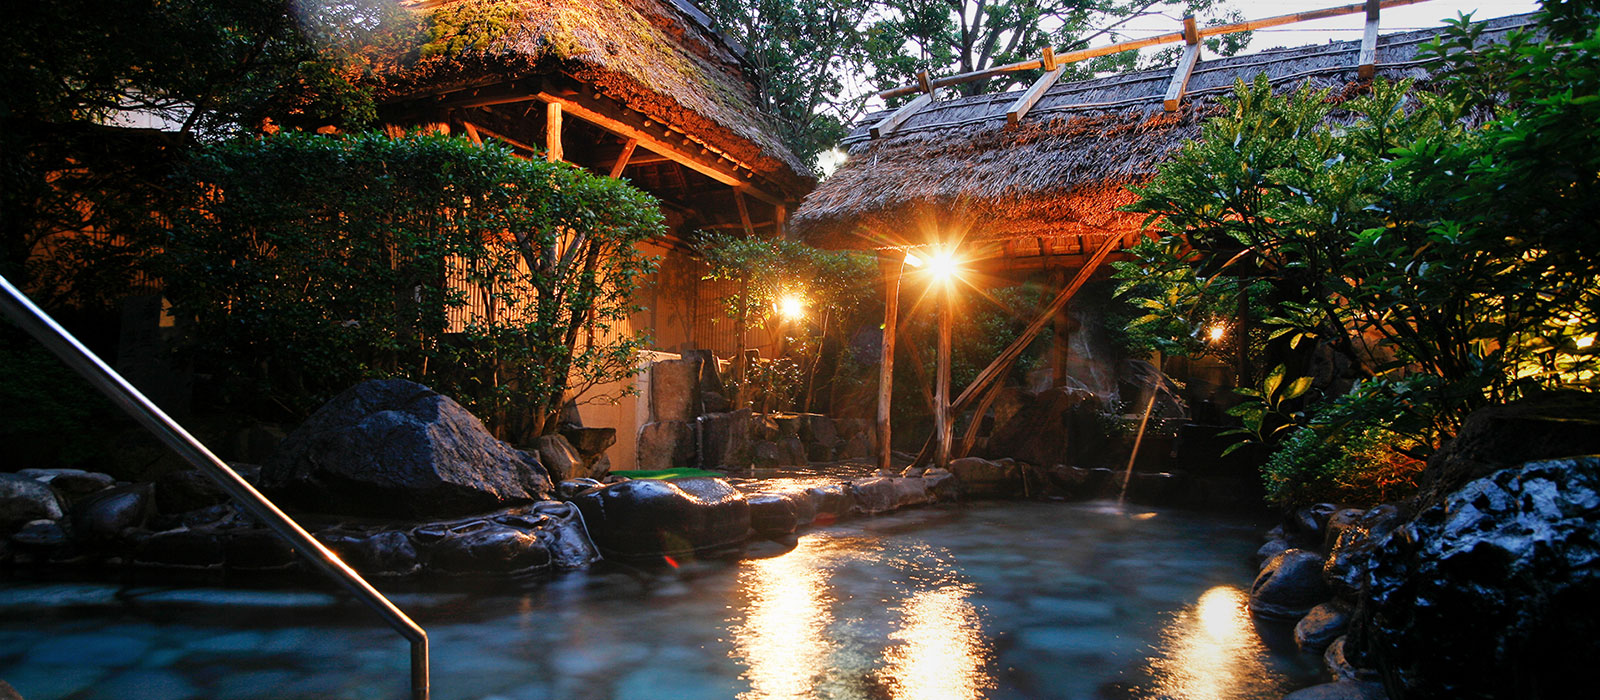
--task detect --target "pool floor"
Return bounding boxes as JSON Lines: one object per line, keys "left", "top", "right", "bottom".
{"left": 0, "top": 501, "right": 1326, "bottom": 699}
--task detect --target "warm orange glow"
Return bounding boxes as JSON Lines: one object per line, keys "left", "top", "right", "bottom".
{"left": 777, "top": 294, "right": 805, "bottom": 322}
{"left": 927, "top": 248, "right": 961, "bottom": 286}
{"left": 883, "top": 582, "right": 993, "bottom": 700}
{"left": 903, "top": 251, "right": 925, "bottom": 268}
{"left": 732, "top": 537, "right": 833, "bottom": 699}
{"left": 1147, "top": 585, "right": 1286, "bottom": 700}
{"left": 1207, "top": 323, "right": 1227, "bottom": 343}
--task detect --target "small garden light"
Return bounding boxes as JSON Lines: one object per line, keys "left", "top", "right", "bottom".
{"left": 777, "top": 294, "right": 805, "bottom": 322}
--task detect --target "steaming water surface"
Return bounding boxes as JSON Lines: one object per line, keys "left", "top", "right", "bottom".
{"left": 0, "top": 501, "right": 1325, "bottom": 699}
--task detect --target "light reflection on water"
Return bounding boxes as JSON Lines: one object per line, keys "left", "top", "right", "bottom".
{"left": 732, "top": 536, "right": 836, "bottom": 700}
{"left": 882, "top": 582, "right": 993, "bottom": 700}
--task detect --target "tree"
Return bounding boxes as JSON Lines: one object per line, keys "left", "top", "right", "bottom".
{"left": 1113, "top": 3, "right": 1600, "bottom": 505}
{"left": 159, "top": 133, "right": 662, "bottom": 442}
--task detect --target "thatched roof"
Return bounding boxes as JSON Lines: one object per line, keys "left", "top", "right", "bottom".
{"left": 793, "top": 13, "right": 1539, "bottom": 252}
{"left": 369, "top": 0, "right": 812, "bottom": 192}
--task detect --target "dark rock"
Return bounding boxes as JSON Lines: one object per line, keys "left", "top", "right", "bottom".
{"left": 1282, "top": 681, "right": 1387, "bottom": 700}
{"left": 701, "top": 390, "right": 732, "bottom": 414}
{"left": 224, "top": 529, "right": 298, "bottom": 571}
{"left": 232, "top": 424, "right": 287, "bottom": 465}
{"left": 1288, "top": 503, "right": 1341, "bottom": 550}
{"left": 636, "top": 420, "right": 694, "bottom": 470}
{"left": 805, "top": 440, "right": 834, "bottom": 462}
{"left": 847, "top": 477, "right": 930, "bottom": 515}
{"left": 0, "top": 679, "right": 23, "bottom": 700}
{"left": 319, "top": 529, "right": 419, "bottom": 576}
{"left": 806, "top": 484, "right": 851, "bottom": 522}
{"left": 748, "top": 493, "right": 798, "bottom": 536}
{"left": 135, "top": 529, "right": 225, "bottom": 569}
{"left": 922, "top": 468, "right": 960, "bottom": 501}
{"left": 751, "top": 440, "right": 782, "bottom": 467}
{"left": 649, "top": 358, "right": 701, "bottom": 423}
{"left": 1322, "top": 508, "right": 1367, "bottom": 552}
{"left": 557, "top": 478, "right": 604, "bottom": 500}
{"left": 796, "top": 414, "right": 837, "bottom": 449}
{"left": 528, "top": 501, "right": 600, "bottom": 568}
{"left": 70, "top": 483, "right": 152, "bottom": 542}
{"left": 11, "top": 519, "right": 70, "bottom": 549}
{"left": 1249, "top": 549, "right": 1330, "bottom": 620}
{"left": 535, "top": 434, "right": 585, "bottom": 483}
{"left": 1127, "top": 471, "right": 1186, "bottom": 506}
{"left": 948, "top": 457, "right": 1022, "bottom": 498}
{"left": 771, "top": 415, "right": 800, "bottom": 439}
{"left": 1322, "top": 504, "right": 1407, "bottom": 601}
{"left": 682, "top": 348, "right": 725, "bottom": 401}
{"left": 1359, "top": 457, "right": 1600, "bottom": 700}
{"left": 752, "top": 416, "right": 780, "bottom": 441}
{"left": 560, "top": 426, "right": 616, "bottom": 469}
{"left": 982, "top": 387, "right": 1107, "bottom": 467}
{"left": 429, "top": 522, "right": 550, "bottom": 575}
{"left": 700, "top": 409, "right": 752, "bottom": 468}
{"left": 1413, "top": 390, "right": 1600, "bottom": 513}
{"left": 262, "top": 379, "right": 550, "bottom": 518}
{"left": 1256, "top": 539, "right": 1292, "bottom": 568}
{"left": 17, "top": 468, "right": 115, "bottom": 503}
{"left": 1295, "top": 602, "right": 1351, "bottom": 653}
{"left": 154, "top": 469, "right": 230, "bottom": 514}
{"left": 838, "top": 432, "right": 873, "bottom": 460}
{"left": 0, "top": 473, "right": 65, "bottom": 531}
{"left": 1324, "top": 636, "right": 1378, "bottom": 682}
{"left": 777, "top": 437, "right": 807, "bottom": 466}
{"left": 570, "top": 478, "right": 750, "bottom": 559}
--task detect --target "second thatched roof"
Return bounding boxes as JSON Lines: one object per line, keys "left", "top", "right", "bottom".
{"left": 792, "top": 13, "right": 1538, "bottom": 252}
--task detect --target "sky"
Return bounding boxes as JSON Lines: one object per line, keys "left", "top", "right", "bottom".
{"left": 1122, "top": 1, "right": 1541, "bottom": 55}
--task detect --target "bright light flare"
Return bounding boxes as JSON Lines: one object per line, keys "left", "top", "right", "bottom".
{"left": 777, "top": 295, "right": 805, "bottom": 321}
{"left": 1206, "top": 323, "right": 1227, "bottom": 344}
{"left": 903, "top": 251, "right": 924, "bottom": 268}
{"left": 927, "top": 249, "right": 960, "bottom": 285}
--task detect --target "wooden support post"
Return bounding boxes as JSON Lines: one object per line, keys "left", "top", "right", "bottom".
{"left": 545, "top": 102, "right": 563, "bottom": 162}
{"left": 461, "top": 121, "right": 484, "bottom": 146}
{"left": 734, "top": 189, "right": 756, "bottom": 237}
{"left": 774, "top": 204, "right": 787, "bottom": 237}
{"left": 935, "top": 279, "right": 953, "bottom": 469}
{"left": 609, "top": 138, "right": 638, "bottom": 178}
{"left": 870, "top": 92, "right": 934, "bottom": 139}
{"left": 1358, "top": 0, "right": 1381, "bottom": 79}
{"left": 877, "top": 253, "right": 903, "bottom": 473}
{"left": 1164, "top": 16, "right": 1202, "bottom": 112}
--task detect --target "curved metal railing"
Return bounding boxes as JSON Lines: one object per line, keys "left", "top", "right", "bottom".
{"left": 0, "top": 275, "right": 430, "bottom": 700}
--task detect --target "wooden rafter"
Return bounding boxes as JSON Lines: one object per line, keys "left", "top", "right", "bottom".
{"left": 1005, "top": 47, "right": 1066, "bottom": 126}
{"left": 1359, "top": 0, "right": 1382, "bottom": 79}
{"left": 609, "top": 138, "right": 638, "bottom": 178}
{"left": 1163, "top": 16, "right": 1202, "bottom": 112}
{"left": 461, "top": 120, "right": 540, "bottom": 157}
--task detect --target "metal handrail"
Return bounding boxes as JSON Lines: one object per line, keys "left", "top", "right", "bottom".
{"left": 0, "top": 275, "right": 429, "bottom": 700}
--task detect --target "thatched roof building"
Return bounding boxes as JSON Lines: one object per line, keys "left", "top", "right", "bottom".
{"left": 371, "top": 0, "right": 813, "bottom": 237}
{"left": 792, "top": 12, "right": 1537, "bottom": 270}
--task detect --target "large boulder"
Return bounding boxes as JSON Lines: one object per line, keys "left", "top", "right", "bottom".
{"left": 262, "top": 379, "right": 551, "bottom": 518}
{"left": 70, "top": 483, "right": 153, "bottom": 542}
{"left": 569, "top": 478, "right": 750, "bottom": 559}
{"left": 0, "top": 473, "right": 65, "bottom": 532}
{"left": 1412, "top": 391, "right": 1600, "bottom": 513}
{"left": 947, "top": 457, "right": 1023, "bottom": 498}
{"left": 16, "top": 469, "right": 114, "bottom": 504}
{"left": 700, "top": 410, "right": 752, "bottom": 468}
{"left": 636, "top": 420, "right": 694, "bottom": 470}
{"left": 1322, "top": 504, "right": 1407, "bottom": 602}
{"left": 535, "top": 434, "right": 586, "bottom": 483}
{"left": 983, "top": 387, "right": 1107, "bottom": 467}
{"left": 649, "top": 358, "right": 701, "bottom": 423}
{"left": 1358, "top": 457, "right": 1600, "bottom": 700}
{"left": 1250, "top": 549, "right": 1330, "bottom": 620}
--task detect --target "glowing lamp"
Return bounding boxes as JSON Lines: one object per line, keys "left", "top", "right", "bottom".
{"left": 928, "top": 249, "right": 960, "bottom": 284}
{"left": 1206, "top": 323, "right": 1227, "bottom": 343}
{"left": 777, "top": 295, "right": 805, "bottom": 321}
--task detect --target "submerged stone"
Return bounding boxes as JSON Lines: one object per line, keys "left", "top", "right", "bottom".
{"left": 1249, "top": 549, "right": 1330, "bottom": 620}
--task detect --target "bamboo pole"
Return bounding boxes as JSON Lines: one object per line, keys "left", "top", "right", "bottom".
{"left": 935, "top": 280, "right": 953, "bottom": 469}
{"left": 877, "top": 0, "right": 1431, "bottom": 101}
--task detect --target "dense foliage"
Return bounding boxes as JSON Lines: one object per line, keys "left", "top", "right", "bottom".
{"left": 160, "top": 133, "right": 662, "bottom": 442}
{"left": 1115, "top": 5, "right": 1600, "bottom": 506}
{"left": 695, "top": 232, "right": 876, "bottom": 411}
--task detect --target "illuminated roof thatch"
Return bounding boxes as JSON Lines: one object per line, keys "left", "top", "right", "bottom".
{"left": 792, "top": 13, "right": 1538, "bottom": 254}
{"left": 368, "top": 0, "right": 811, "bottom": 192}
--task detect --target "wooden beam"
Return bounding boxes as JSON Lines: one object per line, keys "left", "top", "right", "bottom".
{"left": 462, "top": 121, "right": 540, "bottom": 156}
{"left": 461, "top": 121, "right": 484, "bottom": 146}
{"left": 1164, "top": 17, "right": 1202, "bottom": 112}
{"left": 545, "top": 102, "right": 563, "bottom": 162}
{"left": 1007, "top": 64, "right": 1066, "bottom": 126}
{"left": 735, "top": 190, "right": 755, "bottom": 237}
{"left": 869, "top": 92, "right": 934, "bottom": 139}
{"left": 534, "top": 88, "right": 783, "bottom": 205}
{"left": 1359, "top": 0, "right": 1381, "bottom": 79}
{"left": 877, "top": 253, "right": 903, "bottom": 473}
{"left": 774, "top": 204, "right": 786, "bottom": 237}
{"left": 877, "top": 0, "right": 1433, "bottom": 100}
{"left": 609, "top": 138, "right": 638, "bottom": 178}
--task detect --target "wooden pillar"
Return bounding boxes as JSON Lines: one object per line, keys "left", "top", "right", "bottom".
{"left": 935, "top": 279, "right": 953, "bottom": 468}
{"left": 877, "top": 253, "right": 903, "bottom": 473}
{"left": 545, "top": 102, "right": 563, "bottom": 162}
